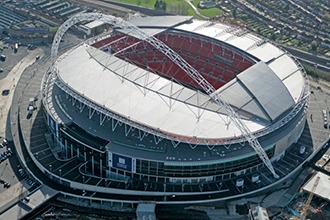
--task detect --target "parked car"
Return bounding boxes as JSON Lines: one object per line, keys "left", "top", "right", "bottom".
{"left": 2, "top": 139, "right": 8, "bottom": 146}
{"left": 2, "top": 89, "right": 9, "bottom": 96}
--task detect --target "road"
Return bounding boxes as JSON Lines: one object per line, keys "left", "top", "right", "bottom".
{"left": 282, "top": 45, "right": 330, "bottom": 71}
{"left": 0, "top": 48, "right": 44, "bottom": 139}
{"left": 0, "top": 48, "right": 44, "bottom": 217}
{"left": 69, "top": 0, "right": 169, "bottom": 16}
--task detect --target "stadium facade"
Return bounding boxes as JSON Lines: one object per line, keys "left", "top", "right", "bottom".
{"left": 41, "top": 14, "right": 310, "bottom": 204}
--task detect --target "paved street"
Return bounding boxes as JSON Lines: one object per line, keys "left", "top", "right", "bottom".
{"left": 0, "top": 47, "right": 44, "bottom": 215}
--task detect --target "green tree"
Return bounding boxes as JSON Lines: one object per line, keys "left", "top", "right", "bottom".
{"left": 311, "top": 40, "right": 318, "bottom": 51}
{"left": 233, "top": 8, "right": 237, "bottom": 19}
{"left": 324, "top": 13, "right": 330, "bottom": 22}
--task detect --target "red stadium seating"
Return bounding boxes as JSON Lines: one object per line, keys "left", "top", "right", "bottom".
{"left": 91, "top": 31, "right": 255, "bottom": 90}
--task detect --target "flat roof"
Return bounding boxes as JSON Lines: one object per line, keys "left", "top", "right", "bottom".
{"left": 83, "top": 20, "right": 105, "bottom": 29}
{"left": 302, "top": 172, "right": 330, "bottom": 202}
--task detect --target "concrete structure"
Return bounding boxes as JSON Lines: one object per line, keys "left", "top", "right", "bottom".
{"left": 14, "top": 14, "right": 330, "bottom": 218}
{"left": 40, "top": 13, "right": 311, "bottom": 204}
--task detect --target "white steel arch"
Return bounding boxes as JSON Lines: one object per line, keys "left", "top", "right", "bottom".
{"left": 50, "top": 13, "right": 278, "bottom": 178}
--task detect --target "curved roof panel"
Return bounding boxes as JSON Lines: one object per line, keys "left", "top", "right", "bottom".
{"left": 56, "top": 16, "right": 306, "bottom": 140}
{"left": 237, "top": 62, "right": 295, "bottom": 121}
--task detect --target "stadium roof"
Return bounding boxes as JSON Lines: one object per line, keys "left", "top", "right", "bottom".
{"left": 55, "top": 16, "right": 306, "bottom": 140}
{"left": 176, "top": 20, "right": 305, "bottom": 103}
{"left": 216, "top": 61, "right": 295, "bottom": 122}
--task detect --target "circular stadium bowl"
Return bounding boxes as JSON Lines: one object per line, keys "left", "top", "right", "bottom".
{"left": 41, "top": 15, "right": 309, "bottom": 204}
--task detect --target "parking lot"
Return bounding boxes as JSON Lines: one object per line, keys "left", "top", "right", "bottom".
{"left": 0, "top": 137, "right": 29, "bottom": 210}
{"left": 0, "top": 41, "right": 28, "bottom": 81}
{"left": 0, "top": 139, "right": 13, "bottom": 189}
{"left": 0, "top": 45, "right": 42, "bottom": 213}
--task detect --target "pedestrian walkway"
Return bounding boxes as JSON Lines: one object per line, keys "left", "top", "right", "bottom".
{"left": 0, "top": 48, "right": 44, "bottom": 139}
{"left": 184, "top": 0, "right": 208, "bottom": 19}
{"left": 0, "top": 48, "right": 45, "bottom": 218}
{"left": 1, "top": 185, "right": 58, "bottom": 219}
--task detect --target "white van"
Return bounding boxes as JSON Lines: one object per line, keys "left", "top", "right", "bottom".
{"left": 28, "top": 105, "right": 34, "bottom": 115}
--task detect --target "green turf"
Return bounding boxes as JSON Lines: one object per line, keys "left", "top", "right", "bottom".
{"left": 112, "top": 0, "right": 156, "bottom": 8}
{"left": 112, "top": 0, "right": 223, "bottom": 18}
{"left": 191, "top": 0, "right": 224, "bottom": 18}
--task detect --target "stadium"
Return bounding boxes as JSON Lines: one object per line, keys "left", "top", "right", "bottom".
{"left": 40, "top": 13, "right": 310, "bottom": 205}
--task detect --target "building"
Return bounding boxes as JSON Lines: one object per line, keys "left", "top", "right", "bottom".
{"left": 40, "top": 14, "right": 310, "bottom": 206}
{"left": 249, "top": 206, "right": 270, "bottom": 220}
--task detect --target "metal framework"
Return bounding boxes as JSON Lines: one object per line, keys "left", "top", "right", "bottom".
{"left": 49, "top": 13, "right": 283, "bottom": 177}
{"left": 301, "top": 176, "right": 320, "bottom": 219}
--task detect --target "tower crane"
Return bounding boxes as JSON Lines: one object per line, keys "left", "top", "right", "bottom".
{"left": 301, "top": 176, "right": 320, "bottom": 219}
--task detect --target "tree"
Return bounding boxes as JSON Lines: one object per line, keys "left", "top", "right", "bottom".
{"left": 233, "top": 8, "right": 237, "bottom": 19}
{"left": 311, "top": 40, "right": 318, "bottom": 51}
{"left": 154, "top": 0, "right": 160, "bottom": 9}
{"left": 324, "top": 13, "right": 330, "bottom": 22}
{"left": 154, "top": 0, "right": 166, "bottom": 12}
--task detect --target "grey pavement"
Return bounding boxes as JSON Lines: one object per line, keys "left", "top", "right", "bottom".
{"left": 0, "top": 47, "right": 44, "bottom": 216}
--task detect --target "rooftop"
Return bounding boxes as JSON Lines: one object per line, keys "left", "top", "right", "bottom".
{"left": 55, "top": 16, "right": 306, "bottom": 140}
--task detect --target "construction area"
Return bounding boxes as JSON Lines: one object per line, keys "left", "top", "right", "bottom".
{"left": 273, "top": 170, "right": 330, "bottom": 220}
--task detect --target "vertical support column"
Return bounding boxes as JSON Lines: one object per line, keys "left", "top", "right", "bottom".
{"left": 65, "top": 139, "right": 68, "bottom": 159}
{"left": 100, "top": 158, "right": 102, "bottom": 178}
{"left": 84, "top": 151, "right": 87, "bottom": 173}
{"left": 71, "top": 143, "right": 73, "bottom": 157}
{"left": 57, "top": 137, "right": 61, "bottom": 148}
{"left": 77, "top": 148, "right": 80, "bottom": 158}
{"left": 92, "top": 156, "right": 94, "bottom": 175}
